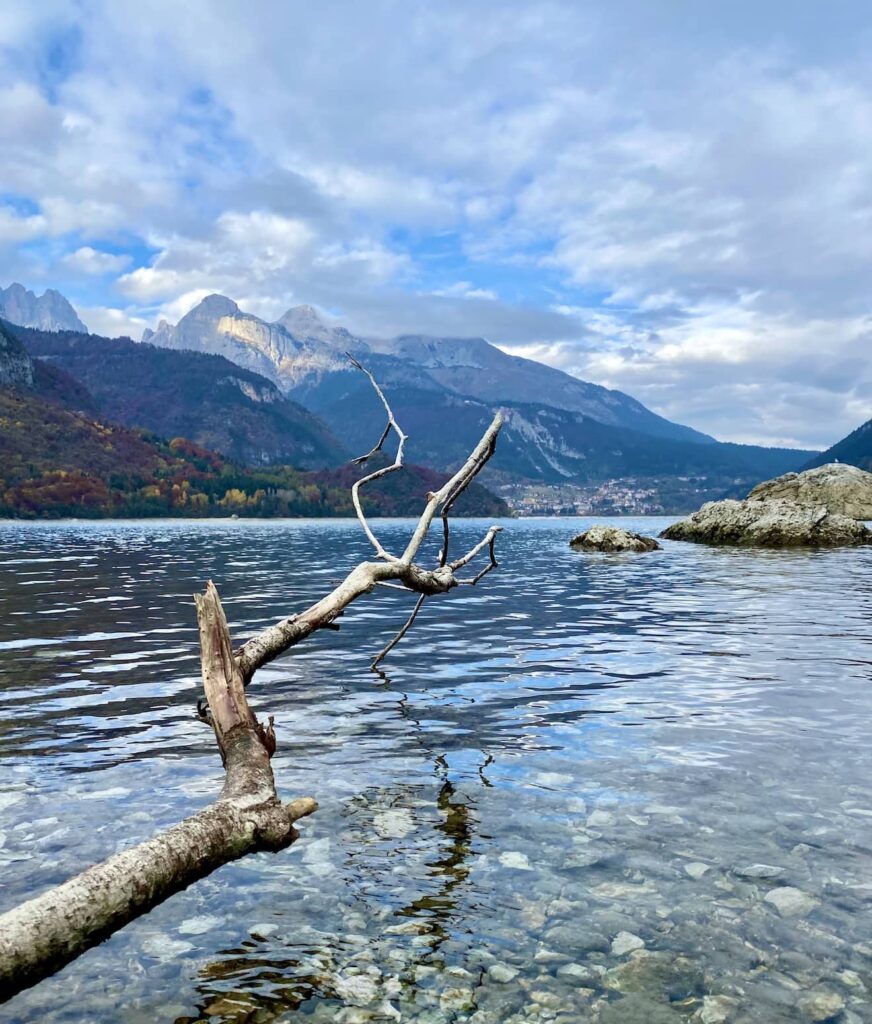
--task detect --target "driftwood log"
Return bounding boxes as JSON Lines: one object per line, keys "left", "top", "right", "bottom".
{"left": 0, "top": 362, "right": 505, "bottom": 1002}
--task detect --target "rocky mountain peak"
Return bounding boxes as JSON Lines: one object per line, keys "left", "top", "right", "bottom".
{"left": 184, "top": 294, "right": 240, "bottom": 321}
{"left": 0, "top": 282, "right": 88, "bottom": 333}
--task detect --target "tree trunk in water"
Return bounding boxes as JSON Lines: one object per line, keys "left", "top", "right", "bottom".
{"left": 0, "top": 583, "right": 316, "bottom": 1000}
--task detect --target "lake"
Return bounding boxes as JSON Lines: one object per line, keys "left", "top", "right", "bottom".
{"left": 0, "top": 517, "right": 870, "bottom": 1023}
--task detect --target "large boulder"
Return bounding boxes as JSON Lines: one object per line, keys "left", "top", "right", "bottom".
{"left": 570, "top": 525, "right": 660, "bottom": 552}
{"left": 747, "top": 462, "right": 872, "bottom": 520}
{"left": 661, "top": 498, "right": 872, "bottom": 548}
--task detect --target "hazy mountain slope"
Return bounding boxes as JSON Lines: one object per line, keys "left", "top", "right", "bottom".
{"left": 804, "top": 417, "right": 872, "bottom": 472}
{"left": 0, "top": 283, "right": 87, "bottom": 332}
{"left": 375, "top": 334, "right": 715, "bottom": 444}
{"left": 294, "top": 363, "right": 814, "bottom": 485}
{"left": 15, "top": 324, "right": 346, "bottom": 469}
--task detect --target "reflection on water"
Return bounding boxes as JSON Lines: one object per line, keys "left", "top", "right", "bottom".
{"left": 0, "top": 517, "right": 870, "bottom": 1023}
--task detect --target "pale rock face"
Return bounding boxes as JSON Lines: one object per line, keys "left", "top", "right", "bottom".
{"left": 144, "top": 295, "right": 364, "bottom": 389}
{"left": 0, "top": 283, "right": 87, "bottom": 332}
{"left": 661, "top": 498, "right": 872, "bottom": 548}
{"left": 748, "top": 462, "right": 872, "bottom": 520}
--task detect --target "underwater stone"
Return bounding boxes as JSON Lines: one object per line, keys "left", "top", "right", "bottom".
{"left": 611, "top": 932, "right": 645, "bottom": 955}
{"left": 499, "top": 851, "right": 533, "bottom": 870}
{"left": 797, "top": 989, "right": 845, "bottom": 1021}
{"left": 764, "top": 887, "right": 818, "bottom": 917}
{"left": 488, "top": 963, "right": 520, "bottom": 983}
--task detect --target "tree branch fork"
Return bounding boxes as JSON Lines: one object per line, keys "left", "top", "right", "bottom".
{"left": 0, "top": 360, "right": 505, "bottom": 1002}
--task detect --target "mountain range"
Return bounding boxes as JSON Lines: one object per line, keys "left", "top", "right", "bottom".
{"left": 4, "top": 281, "right": 848, "bottom": 514}
{"left": 140, "top": 293, "right": 817, "bottom": 507}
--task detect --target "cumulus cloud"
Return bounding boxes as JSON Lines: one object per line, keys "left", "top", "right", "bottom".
{"left": 62, "top": 246, "right": 131, "bottom": 274}
{"left": 2, "top": 0, "right": 872, "bottom": 446}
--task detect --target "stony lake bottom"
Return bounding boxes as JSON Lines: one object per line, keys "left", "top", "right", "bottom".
{"left": 0, "top": 517, "right": 870, "bottom": 1024}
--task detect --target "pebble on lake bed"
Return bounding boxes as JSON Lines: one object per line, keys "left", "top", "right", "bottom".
{"left": 684, "top": 862, "right": 711, "bottom": 879}
{"left": 488, "top": 963, "right": 519, "bottom": 983}
{"left": 764, "top": 886, "right": 818, "bottom": 917}
{"left": 735, "top": 863, "right": 783, "bottom": 879}
{"left": 797, "top": 989, "right": 845, "bottom": 1021}
{"left": 611, "top": 931, "right": 645, "bottom": 955}
{"left": 499, "top": 851, "right": 532, "bottom": 870}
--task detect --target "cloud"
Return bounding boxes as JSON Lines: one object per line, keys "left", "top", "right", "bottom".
{"left": 2, "top": 1, "right": 872, "bottom": 446}
{"left": 62, "top": 246, "right": 131, "bottom": 274}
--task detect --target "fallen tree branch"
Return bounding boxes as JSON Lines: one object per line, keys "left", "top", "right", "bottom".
{"left": 0, "top": 583, "right": 316, "bottom": 1000}
{"left": 0, "top": 360, "right": 505, "bottom": 1004}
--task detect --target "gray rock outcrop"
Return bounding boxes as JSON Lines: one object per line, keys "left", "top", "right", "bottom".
{"left": 661, "top": 498, "right": 872, "bottom": 548}
{"left": 748, "top": 462, "right": 872, "bottom": 520}
{"left": 570, "top": 525, "right": 661, "bottom": 552}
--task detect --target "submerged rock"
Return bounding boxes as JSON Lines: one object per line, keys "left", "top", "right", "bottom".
{"left": 570, "top": 525, "right": 661, "bottom": 553}
{"left": 797, "top": 989, "right": 845, "bottom": 1021}
{"left": 604, "top": 952, "right": 705, "bottom": 1001}
{"left": 661, "top": 498, "right": 872, "bottom": 548}
{"left": 748, "top": 462, "right": 872, "bottom": 520}
{"left": 764, "top": 886, "right": 818, "bottom": 917}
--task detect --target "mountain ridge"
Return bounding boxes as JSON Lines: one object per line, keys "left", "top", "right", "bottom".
{"left": 13, "top": 323, "right": 346, "bottom": 469}
{"left": 804, "top": 417, "right": 872, "bottom": 473}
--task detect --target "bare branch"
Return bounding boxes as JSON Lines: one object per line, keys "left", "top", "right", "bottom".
{"left": 348, "top": 354, "right": 408, "bottom": 561}
{"left": 371, "top": 593, "right": 427, "bottom": 669}
{"left": 235, "top": 401, "right": 505, "bottom": 682}
{"left": 458, "top": 529, "right": 500, "bottom": 585}
{"left": 450, "top": 525, "right": 503, "bottom": 571}
{"left": 401, "top": 410, "right": 503, "bottom": 566}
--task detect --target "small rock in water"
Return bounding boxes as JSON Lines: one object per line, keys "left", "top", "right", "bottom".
{"left": 178, "top": 914, "right": 223, "bottom": 935}
{"left": 611, "top": 931, "right": 645, "bottom": 955}
{"left": 372, "top": 808, "right": 416, "bottom": 839}
{"left": 570, "top": 525, "right": 661, "bottom": 553}
{"left": 684, "top": 862, "right": 711, "bottom": 879}
{"left": 797, "top": 989, "right": 845, "bottom": 1021}
{"left": 488, "top": 963, "right": 519, "bottom": 983}
{"left": 334, "top": 974, "right": 380, "bottom": 1006}
{"left": 587, "top": 810, "right": 616, "bottom": 828}
{"left": 499, "top": 851, "right": 532, "bottom": 870}
{"left": 250, "top": 921, "right": 279, "bottom": 937}
{"left": 439, "top": 987, "right": 475, "bottom": 1012}
{"left": 140, "top": 935, "right": 195, "bottom": 961}
{"left": 557, "top": 963, "right": 599, "bottom": 984}
{"left": 735, "top": 863, "right": 783, "bottom": 879}
{"left": 764, "top": 886, "right": 818, "bottom": 917}
{"left": 699, "top": 994, "right": 737, "bottom": 1023}
{"left": 544, "top": 924, "right": 610, "bottom": 954}
{"left": 600, "top": 993, "right": 683, "bottom": 1023}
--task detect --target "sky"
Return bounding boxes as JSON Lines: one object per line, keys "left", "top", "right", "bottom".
{"left": 1, "top": 1, "right": 872, "bottom": 449}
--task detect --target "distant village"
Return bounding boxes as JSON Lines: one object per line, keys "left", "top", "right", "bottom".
{"left": 498, "top": 476, "right": 731, "bottom": 516}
